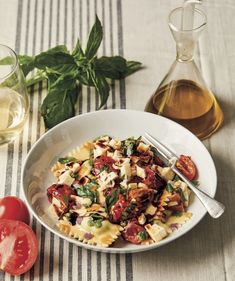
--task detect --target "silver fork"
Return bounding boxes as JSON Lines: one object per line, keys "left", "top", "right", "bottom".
{"left": 142, "top": 132, "right": 225, "bottom": 219}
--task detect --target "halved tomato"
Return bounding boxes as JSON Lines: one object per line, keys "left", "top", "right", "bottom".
{"left": 0, "top": 219, "right": 38, "bottom": 276}
{"left": 0, "top": 196, "right": 30, "bottom": 225}
{"left": 176, "top": 155, "right": 197, "bottom": 180}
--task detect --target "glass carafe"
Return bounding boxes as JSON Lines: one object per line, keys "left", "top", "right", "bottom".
{"left": 145, "top": 7, "right": 223, "bottom": 140}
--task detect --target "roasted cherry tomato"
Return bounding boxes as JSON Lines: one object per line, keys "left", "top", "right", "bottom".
{"left": 93, "top": 155, "right": 116, "bottom": 173}
{"left": 47, "top": 184, "right": 75, "bottom": 203}
{"left": 0, "top": 219, "right": 38, "bottom": 276}
{"left": 47, "top": 184, "right": 76, "bottom": 216}
{"left": 128, "top": 188, "right": 155, "bottom": 211}
{"left": 176, "top": 155, "right": 197, "bottom": 180}
{"left": 144, "top": 166, "right": 165, "bottom": 189}
{"left": 122, "top": 219, "right": 147, "bottom": 244}
{"left": 0, "top": 196, "right": 30, "bottom": 225}
{"left": 110, "top": 195, "right": 128, "bottom": 222}
{"left": 167, "top": 193, "right": 185, "bottom": 212}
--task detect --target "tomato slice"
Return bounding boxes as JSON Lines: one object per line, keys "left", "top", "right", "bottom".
{"left": 176, "top": 155, "right": 197, "bottom": 180}
{"left": 0, "top": 219, "right": 38, "bottom": 276}
{"left": 0, "top": 196, "right": 30, "bottom": 225}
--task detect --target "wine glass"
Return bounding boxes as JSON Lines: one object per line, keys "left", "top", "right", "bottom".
{"left": 0, "top": 44, "right": 29, "bottom": 145}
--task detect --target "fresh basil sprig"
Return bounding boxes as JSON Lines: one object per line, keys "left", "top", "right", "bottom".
{"left": 18, "top": 15, "right": 142, "bottom": 129}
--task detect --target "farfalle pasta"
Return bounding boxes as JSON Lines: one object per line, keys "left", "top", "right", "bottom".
{"left": 46, "top": 136, "right": 195, "bottom": 247}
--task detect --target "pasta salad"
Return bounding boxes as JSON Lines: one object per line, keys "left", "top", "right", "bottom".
{"left": 47, "top": 136, "right": 195, "bottom": 247}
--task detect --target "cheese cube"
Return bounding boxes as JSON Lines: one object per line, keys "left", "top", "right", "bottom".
{"left": 76, "top": 196, "right": 92, "bottom": 207}
{"left": 78, "top": 160, "right": 92, "bottom": 177}
{"left": 136, "top": 165, "right": 146, "bottom": 179}
{"left": 112, "top": 150, "right": 123, "bottom": 160}
{"left": 109, "top": 139, "right": 121, "bottom": 149}
{"left": 93, "top": 146, "right": 108, "bottom": 158}
{"left": 98, "top": 171, "right": 118, "bottom": 190}
{"left": 58, "top": 170, "right": 75, "bottom": 186}
{"left": 128, "top": 183, "right": 138, "bottom": 189}
{"left": 145, "top": 223, "right": 168, "bottom": 242}
{"left": 71, "top": 163, "right": 80, "bottom": 173}
{"left": 120, "top": 162, "right": 131, "bottom": 180}
{"left": 145, "top": 203, "right": 157, "bottom": 216}
{"left": 137, "top": 142, "right": 150, "bottom": 153}
{"left": 157, "top": 167, "right": 175, "bottom": 181}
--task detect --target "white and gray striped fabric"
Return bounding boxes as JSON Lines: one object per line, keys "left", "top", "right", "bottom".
{"left": 0, "top": 0, "right": 235, "bottom": 281}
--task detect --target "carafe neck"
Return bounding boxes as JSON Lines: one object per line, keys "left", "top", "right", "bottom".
{"left": 176, "top": 39, "right": 195, "bottom": 62}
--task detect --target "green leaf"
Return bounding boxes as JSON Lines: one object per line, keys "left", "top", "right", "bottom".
{"left": 94, "top": 56, "right": 127, "bottom": 79}
{"left": 89, "top": 69, "right": 110, "bottom": 108}
{"left": 138, "top": 231, "right": 148, "bottom": 241}
{"left": 25, "top": 70, "right": 48, "bottom": 87}
{"left": 34, "top": 45, "right": 76, "bottom": 74}
{"left": 175, "top": 188, "right": 186, "bottom": 202}
{"left": 76, "top": 185, "right": 98, "bottom": 204}
{"left": 105, "top": 189, "right": 119, "bottom": 212}
{"left": 85, "top": 15, "right": 103, "bottom": 59}
{"left": 76, "top": 66, "right": 95, "bottom": 86}
{"left": 41, "top": 74, "right": 77, "bottom": 128}
{"left": 41, "top": 89, "right": 74, "bottom": 129}
{"left": 125, "top": 61, "right": 142, "bottom": 76}
{"left": 58, "top": 156, "right": 78, "bottom": 164}
{"left": 18, "top": 55, "right": 36, "bottom": 76}
{"left": 122, "top": 137, "right": 140, "bottom": 156}
{"left": 72, "top": 38, "right": 84, "bottom": 60}
{"left": 94, "top": 57, "right": 142, "bottom": 79}
{"left": 174, "top": 211, "right": 183, "bottom": 217}
{"left": 166, "top": 183, "right": 174, "bottom": 193}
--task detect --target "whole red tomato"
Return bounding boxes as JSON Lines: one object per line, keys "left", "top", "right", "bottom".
{"left": 0, "top": 196, "right": 30, "bottom": 225}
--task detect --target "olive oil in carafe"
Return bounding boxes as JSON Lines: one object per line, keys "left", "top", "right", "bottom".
{"left": 145, "top": 80, "right": 223, "bottom": 139}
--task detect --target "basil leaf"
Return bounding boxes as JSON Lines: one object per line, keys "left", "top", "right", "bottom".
{"left": 18, "top": 55, "right": 36, "bottom": 76}
{"left": 174, "top": 211, "right": 183, "bottom": 217}
{"left": 76, "top": 65, "right": 95, "bottom": 86}
{"left": 125, "top": 61, "right": 142, "bottom": 76}
{"left": 94, "top": 56, "right": 127, "bottom": 79}
{"left": 166, "top": 183, "right": 174, "bottom": 193}
{"left": 138, "top": 231, "right": 148, "bottom": 241}
{"left": 105, "top": 189, "right": 119, "bottom": 212}
{"left": 85, "top": 15, "right": 103, "bottom": 59}
{"left": 35, "top": 45, "right": 76, "bottom": 74}
{"left": 72, "top": 38, "right": 84, "bottom": 60}
{"left": 122, "top": 137, "right": 140, "bottom": 156}
{"left": 58, "top": 156, "right": 78, "bottom": 164}
{"left": 41, "top": 75, "right": 77, "bottom": 128}
{"left": 90, "top": 69, "right": 110, "bottom": 108}
{"left": 76, "top": 185, "right": 98, "bottom": 203}
{"left": 41, "top": 89, "right": 75, "bottom": 129}
{"left": 94, "top": 57, "right": 142, "bottom": 79}
{"left": 175, "top": 188, "right": 186, "bottom": 202}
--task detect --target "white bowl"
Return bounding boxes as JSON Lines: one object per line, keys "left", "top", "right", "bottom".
{"left": 22, "top": 109, "right": 217, "bottom": 253}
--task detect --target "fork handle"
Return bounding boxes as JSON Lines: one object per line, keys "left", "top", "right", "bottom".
{"left": 172, "top": 168, "right": 225, "bottom": 218}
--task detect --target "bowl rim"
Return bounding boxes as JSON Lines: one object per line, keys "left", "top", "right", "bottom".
{"left": 21, "top": 109, "right": 217, "bottom": 253}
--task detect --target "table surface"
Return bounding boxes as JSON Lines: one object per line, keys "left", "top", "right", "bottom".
{"left": 0, "top": 0, "right": 234, "bottom": 280}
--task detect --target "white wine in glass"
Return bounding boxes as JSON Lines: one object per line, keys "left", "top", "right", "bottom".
{"left": 0, "top": 45, "right": 29, "bottom": 145}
